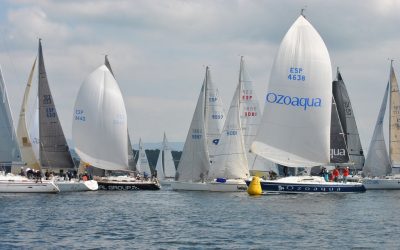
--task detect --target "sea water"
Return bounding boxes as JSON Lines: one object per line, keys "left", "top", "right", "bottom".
{"left": 1, "top": 188, "right": 399, "bottom": 249}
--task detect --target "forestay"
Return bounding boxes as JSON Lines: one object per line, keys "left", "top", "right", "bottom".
{"left": 175, "top": 73, "right": 210, "bottom": 182}
{"left": 72, "top": 65, "right": 128, "bottom": 171}
{"left": 251, "top": 15, "right": 332, "bottom": 167}
{"left": 363, "top": 83, "right": 391, "bottom": 177}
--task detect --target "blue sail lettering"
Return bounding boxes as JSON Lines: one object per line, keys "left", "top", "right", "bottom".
{"left": 266, "top": 92, "right": 322, "bottom": 110}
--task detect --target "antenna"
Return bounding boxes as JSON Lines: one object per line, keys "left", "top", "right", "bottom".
{"left": 301, "top": 6, "right": 307, "bottom": 17}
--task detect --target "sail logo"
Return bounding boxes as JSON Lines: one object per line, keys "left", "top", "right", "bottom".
{"left": 226, "top": 130, "right": 238, "bottom": 136}
{"left": 74, "top": 109, "right": 86, "bottom": 122}
{"left": 192, "top": 128, "right": 203, "bottom": 140}
{"left": 212, "top": 139, "right": 219, "bottom": 145}
{"left": 266, "top": 92, "right": 321, "bottom": 110}
{"left": 113, "top": 114, "right": 125, "bottom": 125}
{"left": 211, "top": 112, "right": 224, "bottom": 120}
{"left": 330, "top": 149, "right": 346, "bottom": 158}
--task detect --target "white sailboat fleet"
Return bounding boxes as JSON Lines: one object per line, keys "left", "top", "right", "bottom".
{"left": 155, "top": 132, "right": 176, "bottom": 185}
{"left": 248, "top": 14, "right": 365, "bottom": 193}
{"left": 362, "top": 61, "right": 400, "bottom": 189}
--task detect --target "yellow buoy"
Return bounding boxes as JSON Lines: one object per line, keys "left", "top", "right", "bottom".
{"left": 247, "top": 176, "right": 262, "bottom": 195}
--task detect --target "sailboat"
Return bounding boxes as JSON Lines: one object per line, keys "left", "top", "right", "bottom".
{"left": 362, "top": 62, "right": 400, "bottom": 189}
{"left": 332, "top": 69, "right": 365, "bottom": 171}
{"left": 206, "top": 58, "right": 250, "bottom": 192}
{"left": 136, "top": 138, "right": 152, "bottom": 177}
{"left": 72, "top": 63, "right": 159, "bottom": 190}
{"left": 20, "top": 41, "right": 98, "bottom": 192}
{"left": 248, "top": 14, "right": 365, "bottom": 193}
{"left": 0, "top": 61, "right": 59, "bottom": 193}
{"left": 238, "top": 57, "right": 279, "bottom": 177}
{"left": 155, "top": 132, "right": 176, "bottom": 185}
{"left": 171, "top": 67, "right": 211, "bottom": 191}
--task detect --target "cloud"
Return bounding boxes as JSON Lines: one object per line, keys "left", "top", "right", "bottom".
{"left": 0, "top": 0, "right": 400, "bottom": 153}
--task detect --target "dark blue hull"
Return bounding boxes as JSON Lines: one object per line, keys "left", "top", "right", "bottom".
{"left": 245, "top": 180, "right": 366, "bottom": 193}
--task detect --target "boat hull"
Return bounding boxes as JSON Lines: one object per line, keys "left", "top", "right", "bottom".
{"left": 56, "top": 180, "right": 98, "bottom": 192}
{"left": 0, "top": 177, "right": 59, "bottom": 193}
{"left": 245, "top": 176, "right": 366, "bottom": 193}
{"left": 171, "top": 181, "right": 208, "bottom": 191}
{"left": 97, "top": 180, "right": 160, "bottom": 191}
{"left": 362, "top": 177, "right": 400, "bottom": 190}
{"left": 207, "top": 179, "right": 247, "bottom": 192}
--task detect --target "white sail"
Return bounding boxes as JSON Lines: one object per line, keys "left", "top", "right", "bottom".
{"left": 136, "top": 138, "right": 151, "bottom": 175}
{"left": 363, "top": 83, "right": 391, "bottom": 177}
{"left": 389, "top": 63, "right": 400, "bottom": 169}
{"left": 238, "top": 56, "right": 278, "bottom": 173}
{"left": 0, "top": 66, "right": 21, "bottom": 164}
{"left": 251, "top": 15, "right": 332, "bottom": 167}
{"left": 175, "top": 70, "right": 210, "bottom": 182}
{"left": 72, "top": 65, "right": 128, "bottom": 170}
{"left": 29, "top": 98, "right": 40, "bottom": 162}
{"left": 16, "top": 59, "right": 40, "bottom": 170}
{"left": 204, "top": 67, "right": 225, "bottom": 161}
{"left": 155, "top": 132, "right": 176, "bottom": 179}
{"left": 208, "top": 77, "right": 249, "bottom": 180}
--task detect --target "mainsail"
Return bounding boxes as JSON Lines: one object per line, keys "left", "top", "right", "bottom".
{"left": 136, "top": 138, "right": 151, "bottom": 175}
{"left": 104, "top": 55, "right": 135, "bottom": 170}
{"left": 389, "top": 63, "right": 400, "bottom": 169}
{"left": 0, "top": 66, "right": 21, "bottom": 164}
{"left": 330, "top": 96, "right": 349, "bottom": 163}
{"left": 204, "top": 67, "right": 225, "bottom": 162}
{"left": 239, "top": 57, "right": 279, "bottom": 173}
{"left": 16, "top": 58, "right": 40, "bottom": 170}
{"left": 208, "top": 72, "right": 249, "bottom": 180}
{"left": 332, "top": 69, "right": 365, "bottom": 169}
{"left": 72, "top": 65, "right": 128, "bottom": 170}
{"left": 38, "top": 40, "right": 74, "bottom": 169}
{"left": 155, "top": 132, "right": 176, "bottom": 179}
{"left": 251, "top": 15, "right": 332, "bottom": 167}
{"left": 363, "top": 83, "right": 391, "bottom": 177}
{"left": 175, "top": 70, "right": 210, "bottom": 182}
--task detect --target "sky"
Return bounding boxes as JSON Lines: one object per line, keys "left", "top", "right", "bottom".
{"left": 0, "top": 0, "right": 400, "bottom": 151}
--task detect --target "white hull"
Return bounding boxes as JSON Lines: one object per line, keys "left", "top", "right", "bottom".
{"left": 159, "top": 178, "right": 175, "bottom": 186}
{"left": 56, "top": 180, "right": 98, "bottom": 192}
{"left": 0, "top": 175, "right": 59, "bottom": 193}
{"left": 171, "top": 181, "right": 208, "bottom": 191}
{"left": 207, "top": 179, "right": 247, "bottom": 192}
{"left": 362, "top": 176, "right": 400, "bottom": 190}
{"left": 254, "top": 176, "right": 366, "bottom": 193}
